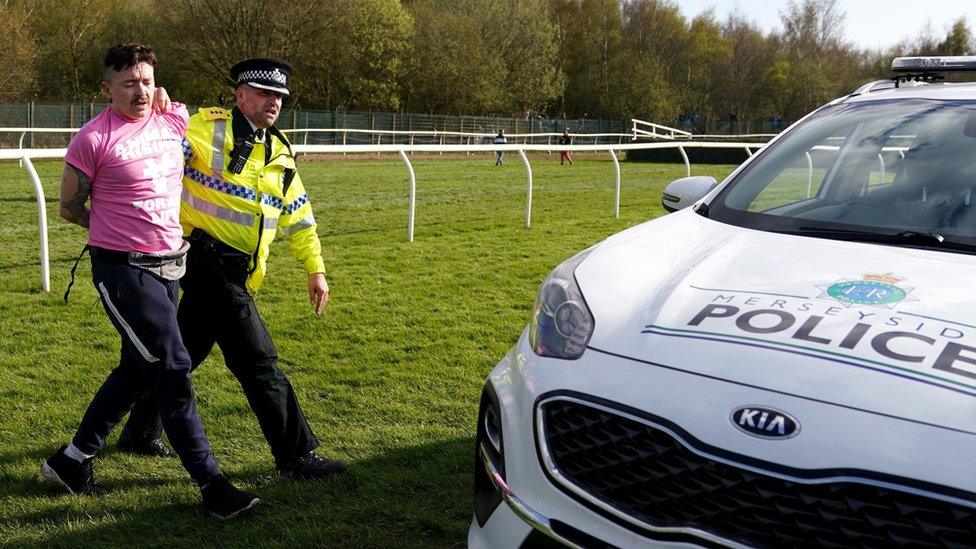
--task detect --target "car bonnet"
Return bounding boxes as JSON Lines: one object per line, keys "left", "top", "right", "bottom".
{"left": 575, "top": 210, "right": 976, "bottom": 434}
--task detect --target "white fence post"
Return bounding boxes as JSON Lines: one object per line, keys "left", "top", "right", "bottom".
{"left": 18, "top": 132, "right": 26, "bottom": 167}
{"left": 399, "top": 150, "right": 416, "bottom": 242}
{"left": 22, "top": 156, "right": 50, "bottom": 293}
{"left": 609, "top": 149, "right": 620, "bottom": 218}
{"left": 678, "top": 146, "right": 690, "bottom": 177}
{"left": 519, "top": 149, "right": 532, "bottom": 228}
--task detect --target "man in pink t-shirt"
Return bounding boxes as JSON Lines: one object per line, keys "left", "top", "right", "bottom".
{"left": 42, "top": 43, "right": 258, "bottom": 520}
{"left": 63, "top": 89, "right": 186, "bottom": 254}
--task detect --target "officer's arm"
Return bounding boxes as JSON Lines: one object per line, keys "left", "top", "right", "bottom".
{"left": 279, "top": 170, "right": 328, "bottom": 313}
{"left": 60, "top": 164, "right": 91, "bottom": 228}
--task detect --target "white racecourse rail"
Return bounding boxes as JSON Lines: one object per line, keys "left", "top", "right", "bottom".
{"left": 281, "top": 128, "right": 636, "bottom": 146}
{"left": 0, "top": 141, "right": 764, "bottom": 293}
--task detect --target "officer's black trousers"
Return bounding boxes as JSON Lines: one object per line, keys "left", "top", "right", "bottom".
{"left": 73, "top": 258, "right": 221, "bottom": 485}
{"left": 121, "top": 244, "right": 320, "bottom": 469}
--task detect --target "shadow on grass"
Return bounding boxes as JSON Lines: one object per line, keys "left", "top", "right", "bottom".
{"left": 0, "top": 446, "right": 203, "bottom": 497}
{"left": 2, "top": 437, "right": 475, "bottom": 548}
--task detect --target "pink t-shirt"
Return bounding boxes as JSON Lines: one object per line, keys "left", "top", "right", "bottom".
{"left": 65, "top": 104, "right": 188, "bottom": 254}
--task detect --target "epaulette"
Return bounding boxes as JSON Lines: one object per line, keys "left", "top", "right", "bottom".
{"left": 198, "top": 107, "right": 230, "bottom": 121}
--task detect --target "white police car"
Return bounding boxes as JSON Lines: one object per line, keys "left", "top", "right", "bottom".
{"left": 469, "top": 57, "right": 976, "bottom": 547}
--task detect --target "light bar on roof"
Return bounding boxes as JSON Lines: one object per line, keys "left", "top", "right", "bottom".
{"left": 891, "top": 56, "right": 976, "bottom": 72}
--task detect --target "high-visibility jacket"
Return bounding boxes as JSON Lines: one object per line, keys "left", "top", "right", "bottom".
{"left": 180, "top": 107, "right": 325, "bottom": 293}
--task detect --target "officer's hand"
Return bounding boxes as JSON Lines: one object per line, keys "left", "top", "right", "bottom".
{"left": 308, "top": 273, "right": 329, "bottom": 315}
{"left": 153, "top": 87, "right": 172, "bottom": 113}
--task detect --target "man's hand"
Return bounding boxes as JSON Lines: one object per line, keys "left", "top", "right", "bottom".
{"left": 308, "top": 273, "right": 329, "bottom": 315}
{"left": 152, "top": 86, "right": 172, "bottom": 113}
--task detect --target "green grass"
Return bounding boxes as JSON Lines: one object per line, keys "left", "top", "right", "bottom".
{"left": 0, "top": 153, "right": 737, "bottom": 547}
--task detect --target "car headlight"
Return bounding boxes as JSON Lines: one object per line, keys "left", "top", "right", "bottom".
{"left": 529, "top": 247, "right": 596, "bottom": 359}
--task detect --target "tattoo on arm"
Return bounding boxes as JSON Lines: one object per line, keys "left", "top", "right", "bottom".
{"left": 60, "top": 166, "right": 92, "bottom": 228}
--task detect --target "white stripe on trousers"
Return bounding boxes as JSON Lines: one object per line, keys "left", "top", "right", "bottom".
{"left": 97, "top": 282, "right": 161, "bottom": 364}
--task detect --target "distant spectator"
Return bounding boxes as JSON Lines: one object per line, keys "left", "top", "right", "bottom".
{"left": 559, "top": 128, "right": 573, "bottom": 166}
{"left": 494, "top": 130, "right": 506, "bottom": 166}
{"left": 771, "top": 114, "right": 784, "bottom": 130}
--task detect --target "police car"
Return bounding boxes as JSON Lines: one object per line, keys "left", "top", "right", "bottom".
{"left": 469, "top": 57, "right": 976, "bottom": 547}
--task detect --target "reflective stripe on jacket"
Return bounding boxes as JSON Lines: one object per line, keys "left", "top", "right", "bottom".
{"left": 180, "top": 107, "right": 325, "bottom": 293}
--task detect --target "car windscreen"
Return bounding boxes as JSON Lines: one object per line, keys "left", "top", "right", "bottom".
{"left": 707, "top": 98, "right": 976, "bottom": 252}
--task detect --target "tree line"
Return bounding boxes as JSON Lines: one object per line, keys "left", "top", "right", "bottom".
{"left": 0, "top": 0, "right": 973, "bottom": 125}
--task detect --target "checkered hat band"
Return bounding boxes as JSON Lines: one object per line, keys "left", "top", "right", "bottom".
{"left": 238, "top": 69, "right": 287, "bottom": 85}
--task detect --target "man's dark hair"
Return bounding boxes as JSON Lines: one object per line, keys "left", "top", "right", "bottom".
{"left": 103, "top": 43, "right": 156, "bottom": 80}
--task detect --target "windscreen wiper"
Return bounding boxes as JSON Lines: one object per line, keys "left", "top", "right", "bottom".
{"left": 792, "top": 227, "right": 958, "bottom": 248}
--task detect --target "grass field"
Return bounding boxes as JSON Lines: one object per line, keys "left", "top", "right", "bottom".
{"left": 0, "top": 153, "right": 737, "bottom": 547}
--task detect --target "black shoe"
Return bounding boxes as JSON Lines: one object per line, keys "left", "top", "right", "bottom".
{"left": 279, "top": 451, "right": 348, "bottom": 480}
{"left": 117, "top": 437, "right": 175, "bottom": 458}
{"left": 201, "top": 476, "right": 260, "bottom": 520}
{"left": 41, "top": 445, "right": 98, "bottom": 495}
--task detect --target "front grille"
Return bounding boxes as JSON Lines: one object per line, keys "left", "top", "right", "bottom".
{"left": 540, "top": 397, "right": 976, "bottom": 548}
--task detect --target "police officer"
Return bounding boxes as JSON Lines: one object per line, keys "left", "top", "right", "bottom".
{"left": 119, "top": 58, "right": 346, "bottom": 480}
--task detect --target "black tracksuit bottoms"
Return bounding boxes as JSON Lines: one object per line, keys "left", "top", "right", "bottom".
{"left": 121, "top": 240, "right": 320, "bottom": 469}
{"left": 72, "top": 257, "right": 221, "bottom": 485}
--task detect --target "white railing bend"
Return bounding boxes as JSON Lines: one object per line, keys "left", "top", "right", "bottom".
{"left": 0, "top": 148, "right": 66, "bottom": 292}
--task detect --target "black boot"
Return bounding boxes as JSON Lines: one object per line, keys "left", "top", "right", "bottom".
{"left": 117, "top": 436, "right": 175, "bottom": 458}
{"left": 201, "top": 475, "right": 260, "bottom": 520}
{"left": 278, "top": 451, "right": 348, "bottom": 480}
{"left": 118, "top": 399, "right": 171, "bottom": 457}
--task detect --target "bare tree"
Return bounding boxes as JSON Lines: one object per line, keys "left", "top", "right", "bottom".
{"left": 403, "top": 2, "right": 503, "bottom": 114}
{"left": 936, "top": 17, "right": 974, "bottom": 56}
{"left": 551, "top": 0, "right": 625, "bottom": 118}
{"left": 162, "top": 0, "right": 333, "bottom": 105}
{"left": 21, "top": 0, "right": 118, "bottom": 100}
{"left": 0, "top": 3, "right": 36, "bottom": 101}
{"left": 301, "top": 0, "right": 413, "bottom": 110}
{"left": 780, "top": 0, "right": 845, "bottom": 63}
{"left": 717, "top": 14, "right": 777, "bottom": 123}
{"left": 470, "top": 0, "right": 564, "bottom": 115}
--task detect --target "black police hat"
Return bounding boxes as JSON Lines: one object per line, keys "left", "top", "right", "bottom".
{"left": 230, "top": 58, "right": 293, "bottom": 96}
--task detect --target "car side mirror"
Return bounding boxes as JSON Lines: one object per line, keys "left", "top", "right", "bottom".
{"left": 662, "top": 176, "right": 717, "bottom": 212}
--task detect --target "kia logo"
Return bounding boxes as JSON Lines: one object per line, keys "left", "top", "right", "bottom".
{"left": 730, "top": 406, "right": 799, "bottom": 439}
